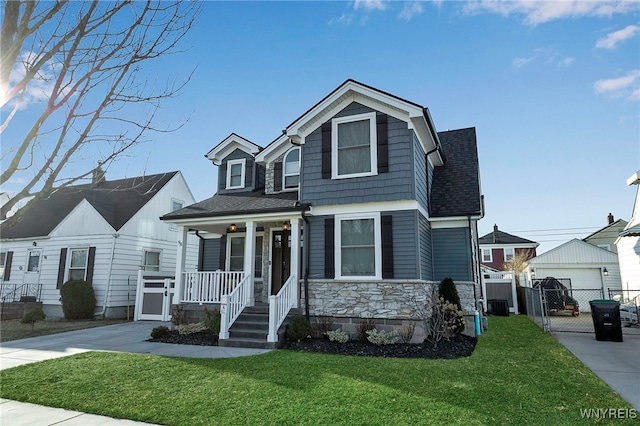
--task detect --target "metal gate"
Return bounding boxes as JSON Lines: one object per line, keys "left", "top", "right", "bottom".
{"left": 134, "top": 271, "right": 175, "bottom": 321}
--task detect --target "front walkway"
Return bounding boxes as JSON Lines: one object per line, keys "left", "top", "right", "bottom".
{"left": 0, "top": 321, "right": 272, "bottom": 425}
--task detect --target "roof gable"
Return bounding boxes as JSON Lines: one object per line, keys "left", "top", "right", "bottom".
{"left": 429, "top": 127, "right": 483, "bottom": 218}
{"left": 478, "top": 225, "right": 538, "bottom": 246}
{"left": 206, "top": 133, "right": 262, "bottom": 165}
{"left": 283, "top": 79, "right": 445, "bottom": 166}
{"left": 528, "top": 239, "right": 618, "bottom": 265}
{"left": 0, "top": 171, "right": 178, "bottom": 239}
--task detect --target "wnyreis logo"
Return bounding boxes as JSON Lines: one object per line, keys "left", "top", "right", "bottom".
{"left": 580, "top": 408, "right": 637, "bottom": 419}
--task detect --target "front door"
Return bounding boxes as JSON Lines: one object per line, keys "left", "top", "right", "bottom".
{"left": 271, "top": 230, "right": 291, "bottom": 295}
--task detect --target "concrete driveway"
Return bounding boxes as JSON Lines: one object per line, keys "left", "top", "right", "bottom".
{"left": 552, "top": 327, "right": 640, "bottom": 411}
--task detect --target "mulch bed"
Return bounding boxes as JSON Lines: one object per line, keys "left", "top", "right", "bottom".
{"left": 285, "top": 334, "right": 477, "bottom": 359}
{"left": 148, "top": 330, "right": 477, "bottom": 359}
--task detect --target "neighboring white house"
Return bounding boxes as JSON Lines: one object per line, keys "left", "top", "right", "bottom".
{"left": 0, "top": 171, "right": 198, "bottom": 318}
{"left": 526, "top": 238, "right": 622, "bottom": 301}
{"left": 616, "top": 171, "right": 640, "bottom": 300}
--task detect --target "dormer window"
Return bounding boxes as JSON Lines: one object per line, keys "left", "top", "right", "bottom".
{"left": 332, "top": 112, "right": 377, "bottom": 179}
{"left": 283, "top": 148, "right": 300, "bottom": 189}
{"left": 226, "top": 159, "right": 246, "bottom": 189}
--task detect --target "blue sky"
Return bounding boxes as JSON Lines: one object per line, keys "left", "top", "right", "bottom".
{"left": 4, "top": 1, "right": 640, "bottom": 254}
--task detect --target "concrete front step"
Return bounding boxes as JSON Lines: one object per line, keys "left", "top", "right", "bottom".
{"left": 219, "top": 306, "right": 303, "bottom": 349}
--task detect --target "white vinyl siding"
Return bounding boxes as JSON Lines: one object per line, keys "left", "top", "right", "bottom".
{"left": 332, "top": 112, "right": 377, "bottom": 179}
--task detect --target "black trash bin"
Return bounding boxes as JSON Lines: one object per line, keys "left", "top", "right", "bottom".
{"left": 487, "top": 299, "right": 509, "bottom": 316}
{"left": 589, "top": 300, "right": 623, "bottom": 342}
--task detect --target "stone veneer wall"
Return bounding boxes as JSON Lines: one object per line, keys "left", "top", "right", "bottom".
{"left": 264, "top": 152, "right": 287, "bottom": 195}
{"left": 303, "top": 280, "right": 478, "bottom": 340}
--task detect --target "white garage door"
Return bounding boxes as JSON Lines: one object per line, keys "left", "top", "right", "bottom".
{"left": 536, "top": 268, "right": 603, "bottom": 290}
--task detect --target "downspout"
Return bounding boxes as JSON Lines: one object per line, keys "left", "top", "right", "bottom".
{"left": 98, "top": 233, "right": 119, "bottom": 318}
{"left": 302, "top": 210, "right": 311, "bottom": 319}
{"left": 195, "top": 231, "right": 205, "bottom": 271}
{"left": 467, "top": 216, "right": 477, "bottom": 302}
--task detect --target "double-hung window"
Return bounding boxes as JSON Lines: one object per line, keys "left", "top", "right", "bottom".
{"left": 336, "top": 213, "right": 381, "bottom": 279}
{"left": 169, "top": 199, "right": 184, "bottom": 231}
{"left": 68, "top": 248, "right": 89, "bottom": 280}
{"left": 227, "top": 234, "right": 263, "bottom": 279}
{"left": 504, "top": 248, "right": 514, "bottom": 262}
{"left": 332, "top": 112, "right": 377, "bottom": 179}
{"left": 482, "top": 249, "right": 492, "bottom": 263}
{"left": 143, "top": 250, "right": 161, "bottom": 272}
{"left": 283, "top": 148, "right": 300, "bottom": 189}
{"left": 226, "top": 159, "right": 246, "bottom": 189}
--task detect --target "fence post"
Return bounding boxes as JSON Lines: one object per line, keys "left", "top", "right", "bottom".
{"left": 219, "top": 294, "right": 229, "bottom": 339}
{"left": 267, "top": 295, "right": 277, "bottom": 343}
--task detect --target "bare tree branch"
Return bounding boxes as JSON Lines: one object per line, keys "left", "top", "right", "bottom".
{"left": 0, "top": 0, "right": 201, "bottom": 219}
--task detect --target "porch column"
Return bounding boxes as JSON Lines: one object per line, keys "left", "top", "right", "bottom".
{"left": 290, "top": 218, "right": 301, "bottom": 308}
{"left": 173, "top": 225, "right": 189, "bottom": 306}
{"left": 244, "top": 220, "right": 256, "bottom": 306}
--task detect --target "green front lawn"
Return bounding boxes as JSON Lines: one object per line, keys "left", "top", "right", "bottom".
{"left": 0, "top": 318, "right": 128, "bottom": 342}
{"left": 1, "top": 316, "right": 633, "bottom": 425}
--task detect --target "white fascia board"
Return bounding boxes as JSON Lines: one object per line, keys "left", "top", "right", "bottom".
{"left": 627, "top": 170, "right": 640, "bottom": 186}
{"left": 255, "top": 134, "right": 291, "bottom": 164}
{"left": 310, "top": 200, "right": 428, "bottom": 219}
{"left": 430, "top": 216, "right": 482, "bottom": 229}
{"left": 205, "top": 134, "right": 261, "bottom": 165}
{"left": 163, "top": 211, "right": 303, "bottom": 228}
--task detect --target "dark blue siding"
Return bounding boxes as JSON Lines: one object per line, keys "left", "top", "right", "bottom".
{"left": 301, "top": 102, "right": 415, "bottom": 206}
{"left": 307, "top": 215, "right": 328, "bottom": 279}
{"left": 413, "top": 132, "right": 428, "bottom": 210}
{"left": 201, "top": 238, "right": 221, "bottom": 271}
{"left": 432, "top": 227, "right": 472, "bottom": 281}
{"left": 419, "top": 213, "right": 433, "bottom": 280}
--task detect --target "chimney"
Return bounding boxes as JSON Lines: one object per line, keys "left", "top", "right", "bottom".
{"left": 493, "top": 224, "right": 498, "bottom": 243}
{"left": 92, "top": 166, "right": 106, "bottom": 185}
{"left": 607, "top": 213, "right": 614, "bottom": 225}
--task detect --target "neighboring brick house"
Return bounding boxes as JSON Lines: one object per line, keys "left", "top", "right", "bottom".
{"left": 160, "top": 80, "right": 484, "bottom": 346}
{"left": 479, "top": 225, "right": 538, "bottom": 270}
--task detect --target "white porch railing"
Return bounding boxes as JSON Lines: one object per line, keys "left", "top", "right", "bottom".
{"left": 267, "top": 274, "right": 297, "bottom": 343}
{"left": 219, "top": 273, "right": 252, "bottom": 339}
{"left": 182, "top": 271, "right": 244, "bottom": 303}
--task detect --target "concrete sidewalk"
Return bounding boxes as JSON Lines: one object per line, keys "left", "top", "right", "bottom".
{"left": 552, "top": 327, "right": 640, "bottom": 411}
{"left": 0, "top": 321, "right": 271, "bottom": 425}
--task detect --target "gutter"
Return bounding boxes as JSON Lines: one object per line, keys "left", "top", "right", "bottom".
{"left": 97, "top": 233, "right": 119, "bottom": 318}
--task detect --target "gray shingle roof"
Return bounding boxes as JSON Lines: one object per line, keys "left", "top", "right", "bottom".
{"left": 161, "top": 190, "right": 304, "bottom": 220}
{"left": 478, "top": 229, "right": 537, "bottom": 245}
{"left": 1, "top": 172, "right": 178, "bottom": 239}
{"left": 429, "top": 127, "right": 482, "bottom": 218}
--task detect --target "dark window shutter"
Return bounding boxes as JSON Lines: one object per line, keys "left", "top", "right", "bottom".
{"left": 382, "top": 215, "right": 394, "bottom": 279}
{"left": 86, "top": 247, "right": 96, "bottom": 286}
{"left": 3, "top": 251, "right": 13, "bottom": 281}
{"left": 377, "top": 113, "right": 389, "bottom": 173}
{"left": 218, "top": 163, "right": 227, "bottom": 191}
{"left": 321, "top": 121, "right": 332, "bottom": 179}
{"left": 324, "top": 218, "right": 335, "bottom": 278}
{"left": 245, "top": 159, "right": 254, "bottom": 189}
{"left": 273, "top": 161, "right": 283, "bottom": 191}
{"left": 219, "top": 235, "right": 227, "bottom": 270}
{"left": 57, "top": 248, "right": 68, "bottom": 289}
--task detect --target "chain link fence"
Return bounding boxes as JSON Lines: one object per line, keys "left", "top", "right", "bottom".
{"left": 524, "top": 287, "right": 544, "bottom": 329}
{"left": 608, "top": 289, "right": 640, "bottom": 327}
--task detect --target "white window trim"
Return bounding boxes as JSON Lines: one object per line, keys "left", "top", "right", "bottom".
{"left": 331, "top": 112, "right": 378, "bottom": 180}
{"left": 0, "top": 252, "right": 7, "bottom": 281}
{"left": 482, "top": 248, "right": 493, "bottom": 263}
{"left": 169, "top": 198, "right": 184, "bottom": 231}
{"left": 65, "top": 247, "right": 89, "bottom": 282}
{"left": 142, "top": 249, "right": 162, "bottom": 272}
{"left": 504, "top": 247, "right": 515, "bottom": 262}
{"left": 26, "top": 249, "right": 42, "bottom": 273}
{"left": 335, "top": 212, "right": 382, "bottom": 280}
{"left": 226, "top": 158, "right": 246, "bottom": 190}
{"left": 283, "top": 147, "right": 300, "bottom": 191}
{"left": 226, "top": 232, "right": 264, "bottom": 281}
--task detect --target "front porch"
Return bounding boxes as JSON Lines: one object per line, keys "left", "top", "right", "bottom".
{"left": 146, "top": 213, "right": 305, "bottom": 347}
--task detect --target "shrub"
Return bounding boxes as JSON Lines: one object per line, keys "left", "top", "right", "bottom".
{"left": 287, "top": 315, "right": 312, "bottom": 341}
{"left": 150, "top": 325, "right": 169, "bottom": 339}
{"left": 438, "top": 277, "right": 461, "bottom": 310}
{"left": 21, "top": 306, "right": 46, "bottom": 330}
{"left": 176, "top": 322, "right": 208, "bottom": 335}
{"left": 356, "top": 318, "right": 376, "bottom": 342}
{"left": 424, "top": 296, "right": 465, "bottom": 346}
{"left": 171, "top": 305, "right": 187, "bottom": 326}
{"left": 314, "top": 315, "right": 334, "bottom": 337}
{"left": 366, "top": 329, "right": 400, "bottom": 346}
{"left": 398, "top": 322, "right": 416, "bottom": 343}
{"left": 204, "top": 308, "right": 221, "bottom": 334}
{"left": 60, "top": 279, "right": 96, "bottom": 320}
{"left": 327, "top": 329, "right": 349, "bottom": 343}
